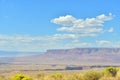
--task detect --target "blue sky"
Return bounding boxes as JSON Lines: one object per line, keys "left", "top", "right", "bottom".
{"left": 0, "top": 0, "right": 120, "bottom": 52}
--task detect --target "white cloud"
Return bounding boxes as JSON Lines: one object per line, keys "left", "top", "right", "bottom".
{"left": 0, "top": 34, "right": 80, "bottom": 51}
{"left": 0, "top": 13, "right": 116, "bottom": 52}
{"left": 0, "top": 34, "right": 119, "bottom": 52}
{"left": 96, "top": 40, "right": 120, "bottom": 48}
{"left": 52, "top": 13, "right": 113, "bottom": 36}
{"left": 96, "top": 40, "right": 111, "bottom": 45}
{"left": 51, "top": 15, "right": 76, "bottom": 26}
{"left": 96, "top": 13, "right": 112, "bottom": 21}
{"left": 108, "top": 27, "right": 114, "bottom": 32}
{"left": 53, "top": 34, "right": 78, "bottom": 40}
{"left": 0, "top": 41, "right": 7, "bottom": 46}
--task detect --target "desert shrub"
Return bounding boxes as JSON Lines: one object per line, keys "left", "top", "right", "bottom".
{"left": 83, "top": 70, "right": 102, "bottom": 80}
{"left": 0, "top": 75, "right": 5, "bottom": 80}
{"left": 50, "top": 73, "right": 64, "bottom": 80}
{"left": 70, "top": 73, "right": 83, "bottom": 80}
{"left": 12, "top": 74, "right": 25, "bottom": 80}
{"left": 116, "top": 68, "right": 120, "bottom": 80}
{"left": 99, "top": 77, "right": 116, "bottom": 80}
{"left": 22, "top": 77, "right": 32, "bottom": 80}
{"left": 12, "top": 74, "right": 32, "bottom": 80}
{"left": 103, "top": 67, "right": 118, "bottom": 77}
{"left": 36, "top": 73, "right": 45, "bottom": 80}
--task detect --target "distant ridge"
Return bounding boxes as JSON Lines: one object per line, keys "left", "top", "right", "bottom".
{"left": 1, "top": 48, "right": 120, "bottom": 65}
{"left": 46, "top": 48, "right": 120, "bottom": 54}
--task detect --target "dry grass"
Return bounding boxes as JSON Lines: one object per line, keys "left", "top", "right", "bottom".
{"left": 1, "top": 66, "right": 120, "bottom": 80}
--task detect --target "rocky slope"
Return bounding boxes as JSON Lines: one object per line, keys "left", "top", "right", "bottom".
{"left": 9, "top": 48, "right": 120, "bottom": 65}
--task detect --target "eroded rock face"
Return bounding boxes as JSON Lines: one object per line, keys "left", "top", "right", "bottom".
{"left": 46, "top": 48, "right": 120, "bottom": 55}
{"left": 1, "top": 48, "right": 120, "bottom": 65}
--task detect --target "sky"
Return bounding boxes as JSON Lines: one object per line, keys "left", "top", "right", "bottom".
{"left": 0, "top": 0, "right": 120, "bottom": 52}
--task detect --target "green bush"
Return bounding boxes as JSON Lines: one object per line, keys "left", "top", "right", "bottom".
{"left": 71, "top": 73, "right": 83, "bottom": 80}
{"left": 12, "top": 74, "right": 32, "bottom": 80}
{"left": 0, "top": 75, "right": 5, "bottom": 80}
{"left": 103, "top": 67, "right": 118, "bottom": 77}
{"left": 50, "top": 73, "right": 63, "bottom": 80}
{"left": 83, "top": 70, "right": 102, "bottom": 80}
{"left": 99, "top": 77, "right": 116, "bottom": 80}
{"left": 22, "top": 77, "right": 32, "bottom": 80}
{"left": 36, "top": 73, "right": 45, "bottom": 80}
{"left": 116, "top": 68, "right": 120, "bottom": 80}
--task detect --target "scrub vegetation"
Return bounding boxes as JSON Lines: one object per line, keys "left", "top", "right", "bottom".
{"left": 0, "top": 67, "right": 120, "bottom": 80}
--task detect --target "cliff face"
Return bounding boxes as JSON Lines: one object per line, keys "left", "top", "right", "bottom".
{"left": 1, "top": 48, "right": 120, "bottom": 65}
{"left": 46, "top": 48, "right": 120, "bottom": 55}
{"left": 30, "top": 48, "right": 120, "bottom": 65}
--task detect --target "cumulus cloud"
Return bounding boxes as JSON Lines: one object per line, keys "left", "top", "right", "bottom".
{"left": 0, "top": 34, "right": 119, "bottom": 52}
{"left": 53, "top": 34, "right": 78, "bottom": 40}
{"left": 96, "top": 40, "right": 120, "bottom": 48}
{"left": 96, "top": 13, "right": 112, "bottom": 21}
{"left": 96, "top": 40, "right": 111, "bottom": 45}
{"left": 108, "top": 27, "right": 114, "bottom": 32}
{"left": 0, "top": 13, "right": 116, "bottom": 51}
{"left": 0, "top": 34, "right": 80, "bottom": 51}
{"left": 52, "top": 13, "right": 113, "bottom": 36}
{"left": 51, "top": 15, "right": 76, "bottom": 26}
